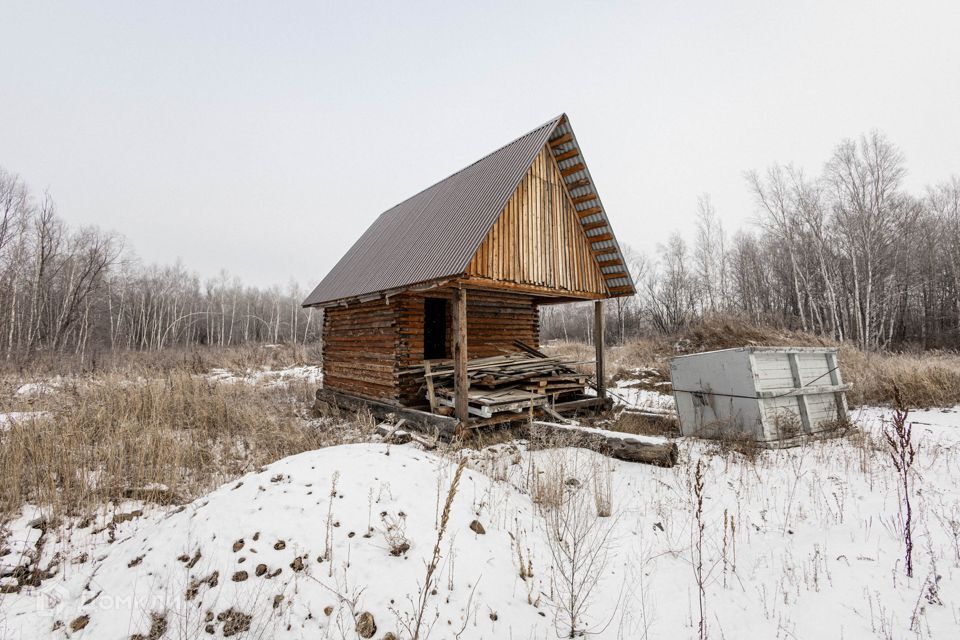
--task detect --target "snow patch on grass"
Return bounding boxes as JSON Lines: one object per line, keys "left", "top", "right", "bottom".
{"left": 13, "top": 379, "right": 62, "bottom": 398}
{"left": 611, "top": 377, "right": 677, "bottom": 411}
{"left": 0, "top": 412, "right": 50, "bottom": 432}
{"left": 207, "top": 365, "right": 323, "bottom": 387}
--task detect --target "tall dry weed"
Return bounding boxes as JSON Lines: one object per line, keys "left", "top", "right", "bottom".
{"left": 0, "top": 370, "right": 345, "bottom": 517}
{"left": 547, "top": 315, "right": 960, "bottom": 409}
{"left": 839, "top": 346, "right": 960, "bottom": 408}
{"left": 0, "top": 342, "right": 316, "bottom": 379}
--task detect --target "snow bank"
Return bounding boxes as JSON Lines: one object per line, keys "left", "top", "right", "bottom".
{"left": 0, "top": 445, "right": 552, "bottom": 639}
{"left": 855, "top": 404, "right": 960, "bottom": 446}
{"left": 2, "top": 400, "right": 959, "bottom": 639}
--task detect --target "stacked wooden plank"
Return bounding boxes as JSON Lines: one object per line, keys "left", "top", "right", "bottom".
{"left": 435, "top": 387, "right": 547, "bottom": 419}
{"left": 521, "top": 373, "right": 588, "bottom": 395}
{"left": 404, "top": 351, "right": 587, "bottom": 418}
{"left": 395, "top": 290, "right": 540, "bottom": 406}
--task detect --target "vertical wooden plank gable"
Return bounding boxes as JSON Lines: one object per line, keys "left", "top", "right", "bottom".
{"left": 466, "top": 145, "right": 608, "bottom": 296}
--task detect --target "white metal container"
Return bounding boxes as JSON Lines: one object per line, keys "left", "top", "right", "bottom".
{"left": 669, "top": 347, "right": 850, "bottom": 445}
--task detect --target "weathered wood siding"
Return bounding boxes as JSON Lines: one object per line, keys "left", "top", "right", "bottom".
{"left": 395, "top": 288, "right": 539, "bottom": 406}
{"left": 322, "top": 297, "right": 398, "bottom": 401}
{"left": 466, "top": 145, "right": 608, "bottom": 297}
{"left": 322, "top": 288, "right": 540, "bottom": 407}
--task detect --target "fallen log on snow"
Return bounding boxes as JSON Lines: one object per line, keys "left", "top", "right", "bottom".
{"left": 531, "top": 421, "right": 679, "bottom": 467}
{"left": 619, "top": 406, "right": 676, "bottom": 418}
{"left": 375, "top": 421, "right": 439, "bottom": 449}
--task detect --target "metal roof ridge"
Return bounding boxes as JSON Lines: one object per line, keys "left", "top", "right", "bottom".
{"left": 372, "top": 114, "right": 565, "bottom": 219}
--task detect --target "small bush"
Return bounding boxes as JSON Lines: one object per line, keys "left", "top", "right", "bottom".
{"left": 606, "top": 411, "right": 679, "bottom": 438}
{"left": 710, "top": 431, "right": 763, "bottom": 462}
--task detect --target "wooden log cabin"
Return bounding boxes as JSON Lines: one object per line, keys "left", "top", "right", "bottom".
{"left": 303, "top": 114, "right": 635, "bottom": 431}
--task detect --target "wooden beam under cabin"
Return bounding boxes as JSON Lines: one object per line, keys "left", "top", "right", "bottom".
{"left": 603, "top": 271, "right": 630, "bottom": 280}
{"left": 452, "top": 287, "right": 469, "bottom": 425}
{"left": 554, "top": 148, "right": 580, "bottom": 162}
{"left": 594, "top": 300, "right": 606, "bottom": 401}
{"left": 607, "top": 285, "right": 636, "bottom": 295}
{"left": 571, "top": 194, "right": 596, "bottom": 205}
{"left": 549, "top": 133, "right": 573, "bottom": 147}
{"left": 583, "top": 220, "right": 608, "bottom": 232}
{"left": 588, "top": 233, "right": 614, "bottom": 243}
{"left": 565, "top": 178, "right": 590, "bottom": 189}
{"left": 315, "top": 388, "right": 457, "bottom": 436}
{"left": 560, "top": 163, "right": 585, "bottom": 177}
{"left": 424, "top": 361, "right": 438, "bottom": 413}
{"left": 577, "top": 206, "right": 602, "bottom": 218}
{"left": 597, "top": 258, "right": 624, "bottom": 267}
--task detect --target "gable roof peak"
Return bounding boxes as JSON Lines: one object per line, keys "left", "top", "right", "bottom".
{"left": 303, "top": 113, "right": 634, "bottom": 307}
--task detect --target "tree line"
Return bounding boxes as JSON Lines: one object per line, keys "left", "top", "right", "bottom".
{"left": 0, "top": 167, "right": 320, "bottom": 360}
{"left": 4, "top": 128, "right": 958, "bottom": 360}
{"left": 543, "top": 130, "right": 960, "bottom": 351}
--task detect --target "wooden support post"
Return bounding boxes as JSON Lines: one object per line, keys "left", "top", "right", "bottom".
{"left": 424, "top": 361, "right": 438, "bottom": 414}
{"left": 452, "top": 287, "right": 469, "bottom": 424}
{"left": 594, "top": 300, "right": 606, "bottom": 400}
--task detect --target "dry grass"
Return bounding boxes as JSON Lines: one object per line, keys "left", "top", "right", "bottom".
{"left": 605, "top": 411, "right": 679, "bottom": 438}
{"left": 546, "top": 316, "right": 827, "bottom": 390}
{"left": 839, "top": 346, "right": 960, "bottom": 408}
{"left": 0, "top": 342, "right": 322, "bottom": 379}
{"left": 540, "top": 341, "right": 598, "bottom": 377}
{"left": 677, "top": 315, "right": 831, "bottom": 353}
{"left": 0, "top": 345, "right": 368, "bottom": 519}
{"left": 547, "top": 316, "right": 960, "bottom": 409}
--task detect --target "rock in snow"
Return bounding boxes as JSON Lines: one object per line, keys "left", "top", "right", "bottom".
{"left": 1, "top": 444, "right": 552, "bottom": 639}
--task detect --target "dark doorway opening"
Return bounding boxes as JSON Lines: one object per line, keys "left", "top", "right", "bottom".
{"left": 424, "top": 298, "right": 448, "bottom": 360}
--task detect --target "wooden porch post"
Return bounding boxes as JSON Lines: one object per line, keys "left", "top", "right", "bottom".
{"left": 452, "top": 287, "right": 469, "bottom": 423}
{"left": 594, "top": 300, "right": 606, "bottom": 400}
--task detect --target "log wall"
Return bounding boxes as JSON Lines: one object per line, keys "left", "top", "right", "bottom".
{"left": 322, "top": 288, "right": 541, "bottom": 407}
{"left": 322, "top": 297, "right": 399, "bottom": 401}
{"left": 466, "top": 144, "right": 608, "bottom": 297}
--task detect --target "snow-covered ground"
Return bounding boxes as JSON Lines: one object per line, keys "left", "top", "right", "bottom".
{"left": 1, "top": 389, "right": 958, "bottom": 639}
{"left": 14, "top": 380, "right": 62, "bottom": 398}
{"left": 0, "top": 412, "right": 50, "bottom": 432}
{"left": 609, "top": 378, "right": 676, "bottom": 413}
{"left": 207, "top": 365, "right": 323, "bottom": 388}
{"left": 856, "top": 404, "right": 960, "bottom": 447}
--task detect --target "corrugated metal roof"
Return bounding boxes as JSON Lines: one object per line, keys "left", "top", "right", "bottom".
{"left": 303, "top": 116, "right": 563, "bottom": 307}
{"left": 303, "top": 113, "right": 636, "bottom": 307}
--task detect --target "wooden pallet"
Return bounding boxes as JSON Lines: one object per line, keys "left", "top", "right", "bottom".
{"left": 435, "top": 387, "right": 548, "bottom": 418}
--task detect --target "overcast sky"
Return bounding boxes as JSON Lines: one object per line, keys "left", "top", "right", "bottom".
{"left": 2, "top": 1, "right": 958, "bottom": 290}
